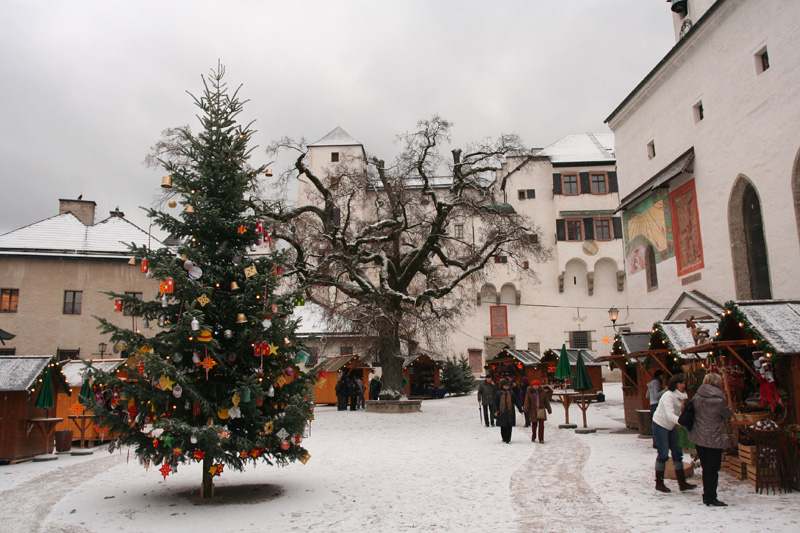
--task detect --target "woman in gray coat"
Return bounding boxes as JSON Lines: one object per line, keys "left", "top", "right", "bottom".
{"left": 687, "top": 372, "right": 732, "bottom": 507}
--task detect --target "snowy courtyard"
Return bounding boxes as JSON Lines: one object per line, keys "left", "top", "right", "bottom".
{"left": 1, "top": 382, "right": 798, "bottom": 533}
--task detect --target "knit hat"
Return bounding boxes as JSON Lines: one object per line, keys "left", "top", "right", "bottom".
{"left": 500, "top": 379, "right": 510, "bottom": 387}
{"left": 531, "top": 380, "right": 542, "bottom": 386}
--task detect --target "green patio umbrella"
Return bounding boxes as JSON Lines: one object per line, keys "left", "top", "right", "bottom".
{"left": 79, "top": 372, "right": 95, "bottom": 407}
{"left": 554, "top": 344, "right": 573, "bottom": 381}
{"left": 34, "top": 365, "right": 55, "bottom": 409}
{"left": 572, "top": 350, "right": 593, "bottom": 392}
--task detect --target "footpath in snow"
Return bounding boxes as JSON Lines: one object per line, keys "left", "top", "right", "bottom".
{"left": 1, "top": 382, "right": 798, "bottom": 533}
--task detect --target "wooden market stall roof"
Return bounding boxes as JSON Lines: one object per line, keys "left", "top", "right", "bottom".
{"left": 402, "top": 353, "right": 445, "bottom": 368}
{"left": 658, "top": 319, "right": 719, "bottom": 359}
{"left": 61, "top": 359, "right": 126, "bottom": 387}
{"left": 491, "top": 349, "right": 542, "bottom": 367}
{"left": 0, "top": 356, "right": 51, "bottom": 392}
{"left": 316, "top": 354, "right": 366, "bottom": 373}
{"left": 731, "top": 299, "right": 800, "bottom": 355}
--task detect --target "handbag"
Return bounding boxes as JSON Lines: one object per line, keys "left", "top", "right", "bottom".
{"left": 536, "top": 408, "right": 547, "bottom": 420}
{"left": 678, "top": 399, "right": 695, "bottom": 431}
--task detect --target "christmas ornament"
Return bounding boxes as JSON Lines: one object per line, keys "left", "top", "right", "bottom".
{"left": 192, "top": 352, "right": 201, "bottom": 364}
{"left": 264, "top": 421, "right": 274, "bottom": 433}
{"left": 183, "top": 259, "right": 193, "bottom": 270}
{"left": 223, "top": 329, "right": 233, "bottom": 339}
{"left": 280, "top": 441, "right": 290, "bottom": 451}
{"left": 294, "top": 296, "right": 305, "bottom": 306}
{"left": 208, "top": 464, "right": 224, "bottom": 477}
{"left": 299, "top": 453, "right": 311, "bottom": 465}
{"left": 265, "top": 168, "right": 273, "bottom": 177}
{"left": 115, "top": 340, "right": 128, "bottom": 352}
{"left": 172, "top": 352, "right": 183, "bottom": 362}
{"left": 232, "top": 392, "right": 241, "bottom": 406}
{"left": 230, "top": 281, "right": 239, "bottom": 291}
{"left": 256, "top": 221, "right": 264, "bottom": 233}
{"left": 244, "top": 265, "right": 257, "bottom": 278}
{"left": 192, "top": 450, "right": 205, "bottom": 461}
{"left": 161, "top": 294, "right": 168, "bottom": 307}
{"left": 217, "top": 407, "right": 230, "bottom": 419}
{"left": 188, "top": 265, "right": 203, "bottom": 280}
{"left": 276, "top": 375, "right": 288, "bottom": 387}
{"left": 271, "top": 303, "right": 278, "bottom": 314}
{"left": 267, "top": 386, "right": 275, "bottom": 397}
{"left": 296, "top": 352, "right": 310, "bottom": 364}
{"left": 284, "top": 367, "right": 294, "bottom": 376}
{"left": 168, "top": 200, "right": 177, "bottom": 208}
{"left": 200, "top": 354, "right": 217, "bottom": 378}
{"left": 237, "top": 225, "right": 247, "bottom": 234}
{"left": 173, "top": 384, "right": 182, "bottom": 398}
{"left": 273, "top": 266, "right": 283, "bottom": 276}
{"left": 227, "top": 406, "right": 241, "bottom": 419}
{"left": 196, "top": 294, "right": 210, "bottom": 307}
{"left": 161, "top": 175, "right": 173, "bottom": 189}
{"left": 191, "top": 318, "right": 200, "bottom": 331}
{"left": 128, "top": 257, "right": 137, "bottom": 265}
{"left": 140, "top": 259, "right": 149, "bottom": 273}
{"left": 114, "top": 299, "right": 123, "bottom": 312}
{"left": 185, "top": 205, "right": 195, "bottom": 214}
{"left": 158, "top": 375, "right": 175, "bottom": 391}
{"left": 198, "top": 330, "right": 212, "bottom": 342}
{"left": 236, "top": 313, "right": 247, "bottom": 324}
{"left": 232, "top": 255, "right": 242, "bottom": 265}
{"left": 159, "top": 279, "right": 174, "bottom": 294}
{"left": 69, "top": 402, "right": 86, "bottom": 416}
{"left": 242, "top": 389, "right": 250, "bottom": 402}
{"left": 158, "top": 315, "right": 166, "bottom": 327}
{"left": 262, "top": 318, "right": 271, "bottom": 329}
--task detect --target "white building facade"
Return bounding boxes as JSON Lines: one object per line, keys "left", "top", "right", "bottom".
{"left": 606, "top": 0, "right": 800, "bottom": 327}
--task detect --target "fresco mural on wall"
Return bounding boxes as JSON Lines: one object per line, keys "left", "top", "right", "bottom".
{"left": 623, "top": 189, "right": 675, "bottom": 275}
{"left": 670, "top": 179, "right": 704, "bottom": 276}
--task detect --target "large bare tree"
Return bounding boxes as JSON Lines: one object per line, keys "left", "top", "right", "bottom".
{"left": 266, "top": 116, "right": 550, "bottom": 399}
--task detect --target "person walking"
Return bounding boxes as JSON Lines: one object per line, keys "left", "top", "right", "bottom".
{"left": 357, "top": 378, "right": 366, "bottom": 409}
{"left": 477, "top": 376, "right": 497, "bottom": 427}
{"left": 348, "top": 375, "right": 359, "bottom": 411}
{"left": 369, "top": 375, "right": 382, "bottom": 402}
{"left": 646, "top": 370, "right": 665, "bottom": 447}
{"left": 688, "top": 372, "right": 732, "bottom": 507}
{"left": 652, "top": 373, "right": 697, "bottom": 493}
{"left": 335, "top": 377, "right": 348, "bottom": 411}
{"left": 519, "top": 377, "right": 531, "bottom": 427}
{"left": 524, "top": 380, "right": 552, "bottom": 443}
{"left": 493, "top": 379, "right": 523, "bottom": 444}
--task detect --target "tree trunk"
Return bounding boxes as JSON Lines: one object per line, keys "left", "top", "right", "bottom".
{"left": 377, "top": 330, "right": 407, "bottom": 400}
{"left": 201, "top": 456, "right": 214, "bottom": 498}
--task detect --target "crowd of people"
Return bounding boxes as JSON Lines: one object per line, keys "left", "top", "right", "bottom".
{"left": 477, "top": 375, "right": 552, "bottom": 444}
{"left": 334, "top": 374, "right": 381, "bottom": 411}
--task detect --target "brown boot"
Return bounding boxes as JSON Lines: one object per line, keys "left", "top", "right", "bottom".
{"left": 655, "top": 470, "right": 671, "bottom": 493}
{"left": 676, "top": 469, "right": 697, "bottom": 491}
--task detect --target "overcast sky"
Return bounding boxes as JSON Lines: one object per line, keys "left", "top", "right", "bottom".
{"left": 0, "top": 1, "right": 676, "bottom": 236}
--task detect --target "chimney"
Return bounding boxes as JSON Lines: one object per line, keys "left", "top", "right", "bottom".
{"left": 109, "top": 206, "right": 125, "bottom": 218}
{"left": 59, "top": 198, "right": 96, "bottom": 226}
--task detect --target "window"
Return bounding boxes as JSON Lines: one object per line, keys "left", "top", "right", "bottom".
{"left": 590, "top": 173, "right": 608, "bottom": 194}
{"left": 63, "top": 291, "right": 82, "bottom": 315}
{"left": 566, "top": 220, "right": 582, "bottom": 241}
{"left": 693, "top": 101, "right": 704, "bottom": 123}
{"left": 522, "top": 261, "right": 529, "bottom": 270}
{"left": 0, "top": 348, "right": 16, "bottom": 355}
{"left": 56, "top": 348, "right": 80, "bottom": 361}
{"left": 331, "top": 152, "right": 340, "bottom": 162}
{"left": 454, "top": 224, "right": 464, "bottom": 239}
{"left": 1, "top": 289, "right": 19, "bottom": 313}
{"left": 594, "top": 219, "right": 612, "bottom": 241}
{"left": 570, "top": 331, "right": 591, "bottom": 349}
{"left": 494, "top": 256, "right": 508, "bottom": 264}
{"left": 647, "top": 140, "right": 656, "bottom": 159}
{"left": 562, "top": 174, "right": 579, "bottom": 195}
{"left": 518, "top": 189, "right": 535, "bottom": 200}
{"left": 124, "top": 292, "right": 143, "bottom": 316}
{"left": 755, "top": 46, "right": 770, "bottom": 74}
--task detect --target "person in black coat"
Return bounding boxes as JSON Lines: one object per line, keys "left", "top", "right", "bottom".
{"left": 335, "top": 377, "right": 348, "bottom": 411}
{"left": 348, "top": 375, "right": 359, "bottom": 411}
{"left": 493, "top": 378, "right": 524, "bottom": 444}
{"left": 369, "top": 375, "right": 382, "bottom": 401}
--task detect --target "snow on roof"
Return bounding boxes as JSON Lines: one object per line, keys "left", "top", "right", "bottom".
{"left": 537, "top": 133, "right": 615, "bottom": 164}
{"left": 618, "top": 332, "right": 651, "bottom": 354}
{"left": 659, "top": 319, "right": 718, "bottom": 354}
{"left": 736, "top": 300, "right": 800, "bottom": 354}
{"left": 0, "top": 213, "right": 165, "bottom": 258}
{"left": 61, "top": 359, "right": 125, "bottom": 387}
{"left": 308, "top": 126, "right": 362, "bottom": 147}
{"left": 293, "top": 303, "right": 361, "bottom": 336}
{"left": 0, "top": 356, "right": 51, "bottom": 392}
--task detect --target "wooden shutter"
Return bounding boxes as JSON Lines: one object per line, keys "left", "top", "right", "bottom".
{"left": 583, "top": 218, "right": 594, "bottom": 240}
{"left": 608, "top": 171, "right": 619, "bottom": 193}
{"left": 556, "top": 219, "right": 566, "bottom": 241}
{"left": 579, "top": 172, "right": 590, "bottom": 194}
{"left": 612, "top": 217, "right": 623, "bottom": 239}
{"left": 553, "top": 174, "right": 562, "bottom": 195}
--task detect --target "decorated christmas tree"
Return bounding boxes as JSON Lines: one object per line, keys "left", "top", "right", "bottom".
{"left": 91, "top": 64, "right": 316, "bottom": 498}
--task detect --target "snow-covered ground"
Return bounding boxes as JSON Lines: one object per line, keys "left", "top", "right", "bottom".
{"left": 1, "top": 382, "right": 798, "bottom": 532}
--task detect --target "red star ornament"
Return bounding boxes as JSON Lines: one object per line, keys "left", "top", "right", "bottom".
{"left": 159, "top": 462, "right": 171, "bottom": 480}
{"left": 192, "top": 450, "right": 205, "bottom": 461}
{"left": 237, "top": 225, "right": 247, "bottom": 234}
{"left": 208, "top": 464, "right": 224, "bottom": 477}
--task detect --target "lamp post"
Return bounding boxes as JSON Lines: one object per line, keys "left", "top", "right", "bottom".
{"left": 608, "top": 307, "right": 619, "bottom": 331}
{"left": 98, "top": 342, "right": 107, "bottom": 359}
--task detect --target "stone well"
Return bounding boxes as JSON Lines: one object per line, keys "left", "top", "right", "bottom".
{"left": 365, "top": 400, "right": 421, "bottom": 413}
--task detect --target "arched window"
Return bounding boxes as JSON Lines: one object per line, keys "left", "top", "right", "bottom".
{"left": 729, "top": 176, "right": 771, "bottom": 299}
{"left": 645, "top": 245, "right": 658, "bottom": 291}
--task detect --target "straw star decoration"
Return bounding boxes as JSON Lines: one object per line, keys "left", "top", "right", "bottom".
{"left": 237, "top": 225, "right": 247, "bottom": 234}
{"left": 159, "top": 462, "right": 172, "bottom": 480}
{"left": 158, "top": 375, "right": 175, "bottom": 391}
{"left": 196, "top": 294, "right": 210, "bottom": 307}
{"left": 200, "top": 355, "right": 217, "bottom": 378}
{"left": 69, "top": 402, "right": 86, "bottom": 416}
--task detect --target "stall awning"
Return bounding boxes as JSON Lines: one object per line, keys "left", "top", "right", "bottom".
{"left": 317, "top": 355, "right": 365, "bottom": 373}
{"left": 616, "top": 147, "right": 694, "bottom": 213}
{"left": 0, "top": 356, "right": 51, "bottom": 392}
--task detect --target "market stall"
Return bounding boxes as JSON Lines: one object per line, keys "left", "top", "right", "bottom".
{"left": 680, "top": 300, "right": 800, "bottom": 492}
{"left": 54, "top": 359, "right": 127, "bottom": 446}
{"left": 0, "top": 356, "right": 68, "bottom": 463}
{"left": 485, "top": 348, "right": 546, "bottom": 386}
{"left": 312, "top": 354, "right": 371, "bottom": 405}
{"left": 403, "top": 353, "right": 443, "bottom": 398}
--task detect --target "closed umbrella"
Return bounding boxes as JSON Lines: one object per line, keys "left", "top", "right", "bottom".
{"left": 34, "top": 365, "right": 55, "bottom": 409}
{"left": 79, "top": 372, "right": 95, "bottom": 407}
{"left": 572, "top": 350, "right": 593, "bottom": 392}
{"left": 554, "top": 344, "right": 573, "bottom": 381}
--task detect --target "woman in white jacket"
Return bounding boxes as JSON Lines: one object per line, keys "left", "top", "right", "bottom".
{"left": 651, "top": 373, "right": 697, "bottom": 493}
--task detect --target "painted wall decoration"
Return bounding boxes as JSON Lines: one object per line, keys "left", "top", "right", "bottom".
{"left": 489, "top": 305, "right": 508, "bottom": 337}
{"left": 622, "top": 189, "right": 675, "bottom": 275}
{"left": 670, "top": 179, "right": 704, "bottom": 276}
